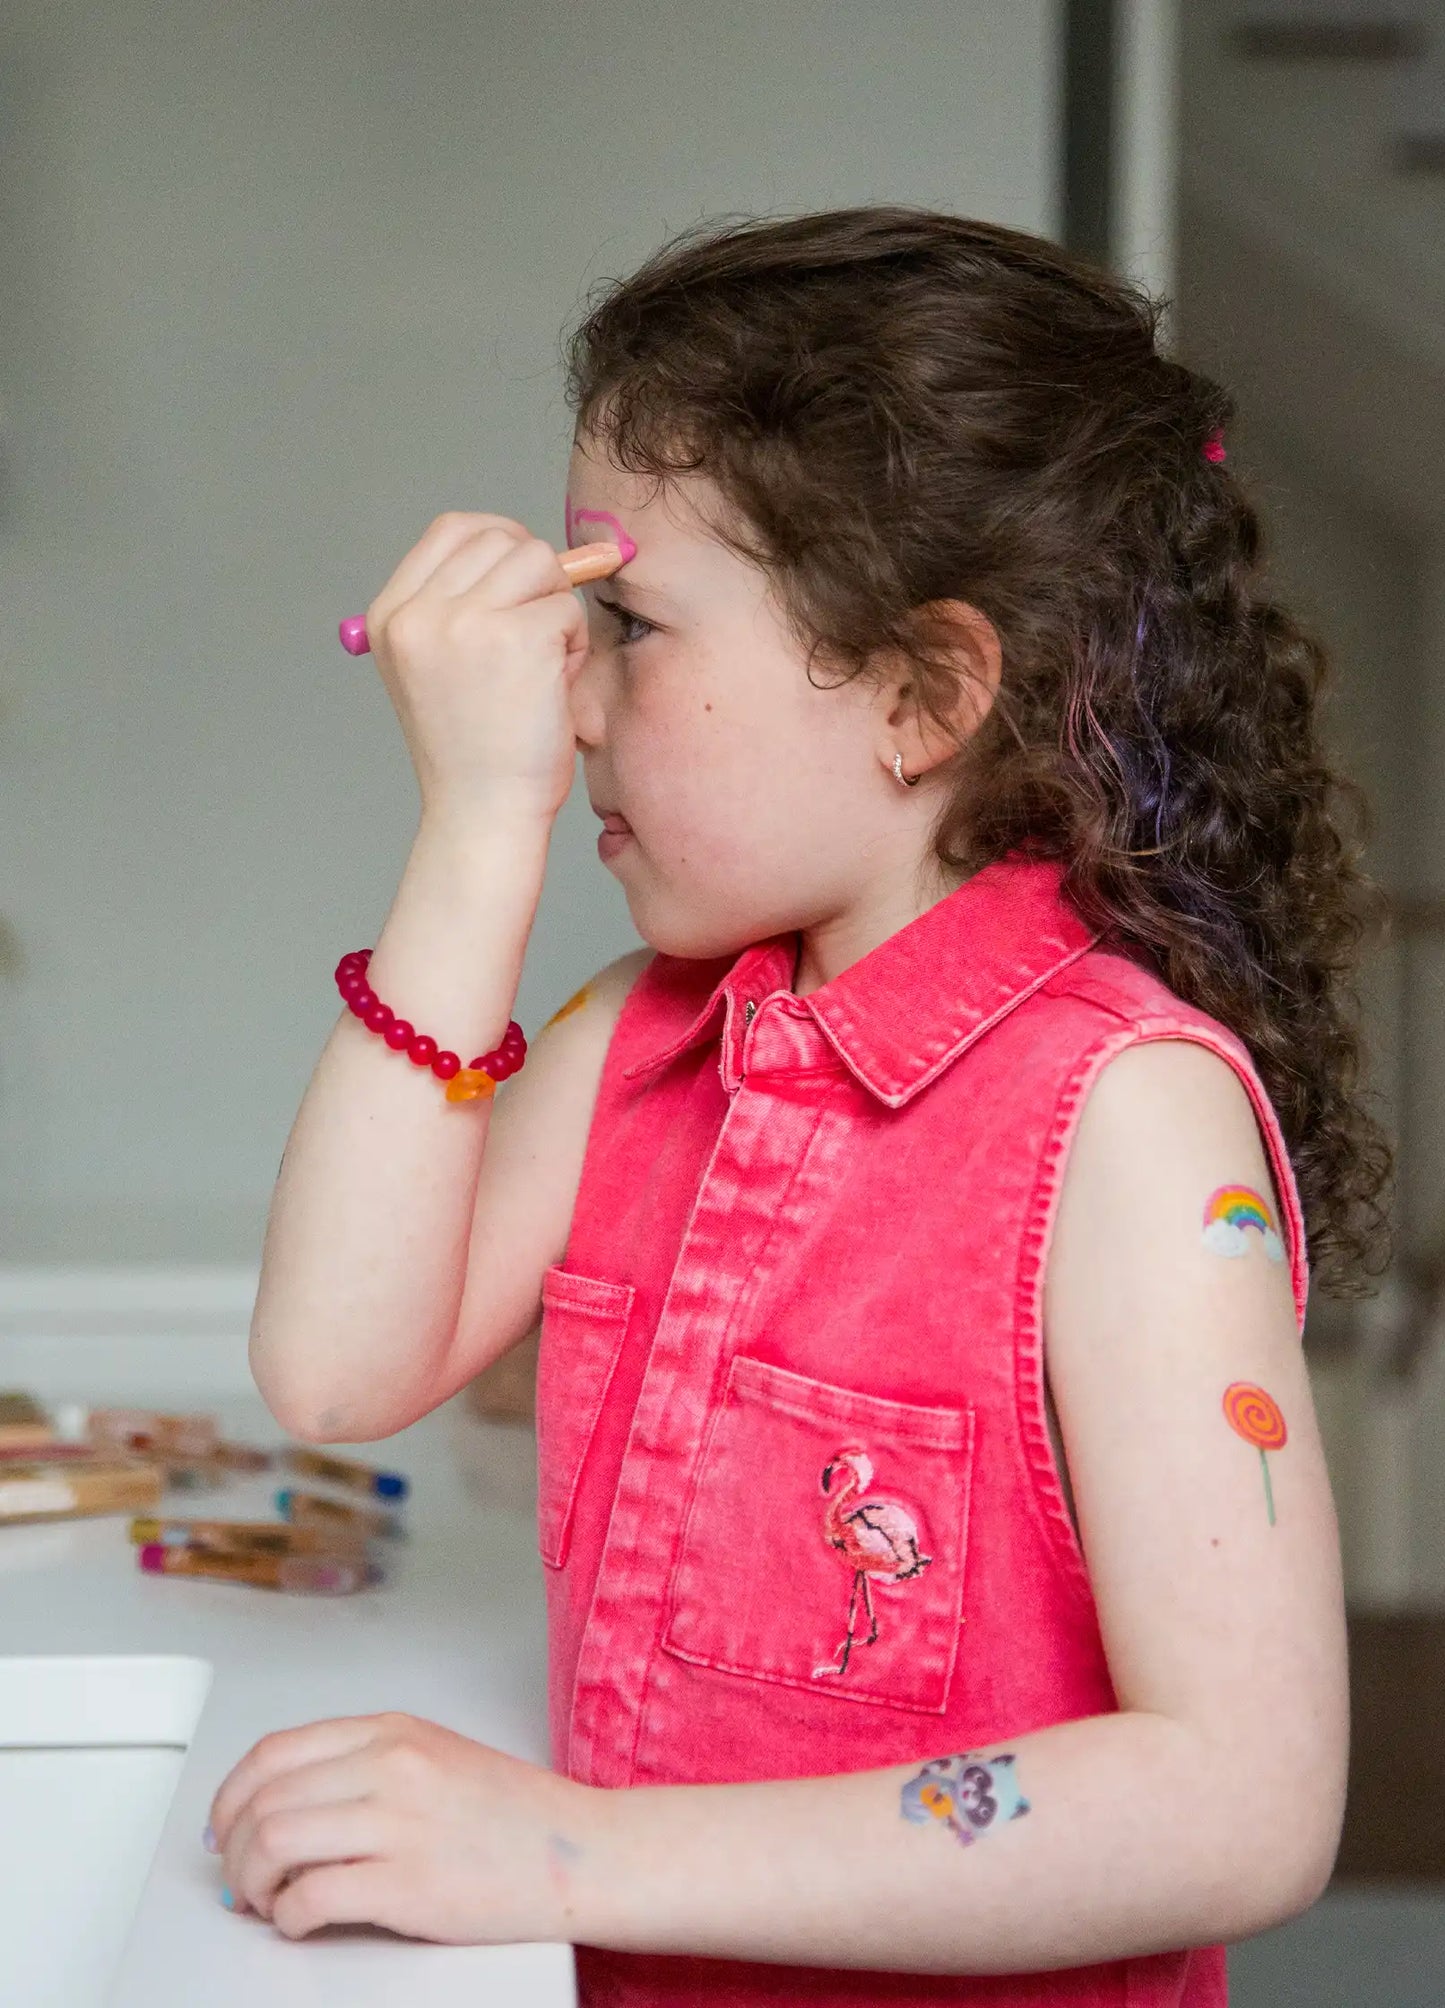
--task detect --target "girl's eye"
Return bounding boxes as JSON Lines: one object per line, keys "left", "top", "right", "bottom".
{"left": 594, "top": 596, "right": 655, "bottom": 648}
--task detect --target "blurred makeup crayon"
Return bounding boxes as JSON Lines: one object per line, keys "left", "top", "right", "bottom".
{"left": 275, "top": 1486, "right": 403, "bottom": 1539}
{"left": 281, "top": 1447, "right": 408, "bottom": 1500}
{"left": 138, "top": 1543, "right": 382, "bottom": 1595}
{"left": 130, "top": 1515, "right": 368, "bottom": 1557}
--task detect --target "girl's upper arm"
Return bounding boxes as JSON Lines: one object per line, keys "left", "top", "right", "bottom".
{"left": 1041, "top": 1037, "right": 1348, "bottom": 1869}
{"left": 434, "top": 944, "right": 656, "bottom": 1400}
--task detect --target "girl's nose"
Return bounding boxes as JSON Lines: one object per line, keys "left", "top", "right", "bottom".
{"left": 568, "top": 667, "right": 604, "bottom": 754}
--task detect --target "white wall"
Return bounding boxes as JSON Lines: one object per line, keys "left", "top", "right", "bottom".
{"left": 0, "top": 0, "right": 1062, "bottom": 1264}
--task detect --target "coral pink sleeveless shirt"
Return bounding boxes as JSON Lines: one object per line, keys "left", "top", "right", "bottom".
{"left": 536, "top": 851, "right": 1309, "bottom": 2008}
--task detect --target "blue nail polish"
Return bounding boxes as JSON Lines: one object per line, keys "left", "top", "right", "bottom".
{"left": 220, "top": 1886, "right": 234, "bottom": 1909}
{"left": 202, "top": 1824, "right": 217, "bottom": 1853}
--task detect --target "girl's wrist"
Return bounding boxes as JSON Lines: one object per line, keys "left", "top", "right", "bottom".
{"left": 553, "top": 1779, "right": 636, "bottom": 1948}
{"left": 403, "top": 800, "right": 555, "bottom": 931}
{"left": 417, "top": 788, "right": 558, "bottom": 857}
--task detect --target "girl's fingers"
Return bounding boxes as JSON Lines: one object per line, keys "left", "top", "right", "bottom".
{"left": 367, "top": 512, "right": 531, "bottom": 628}
{"left": 222, "top": 1746, "right": 381, "bottom": 1897}
{"left": 231, "top": 1802, "right": 386, "bottom": 1921}
{"left": 426, "top": 527, "right": 574, "bottom": 608}
{"left": 270, "top": 1859, "right": 398, "bottom": 1941}
{"left": 207, "top": 1715, "right": 386, "bottom": 1850}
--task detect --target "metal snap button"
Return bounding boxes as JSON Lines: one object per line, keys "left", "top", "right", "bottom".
{"left": 744, "top": 999, "right": 757, "bottom": 1025}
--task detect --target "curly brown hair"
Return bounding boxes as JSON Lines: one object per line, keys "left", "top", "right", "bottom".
{"left": 561, "top": 204, "right": 1393, "bottom": 1298}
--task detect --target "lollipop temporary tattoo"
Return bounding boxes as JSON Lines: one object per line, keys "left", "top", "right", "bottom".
{"left": 1202, "top": 1185, "right": 1285, "bottom": 1263}
{"left": 1222, "top": 1381, "right": 1288, "bottom": 1525}
{"left": 899, "top": 1752, "right": 1030, "bottom": 1850}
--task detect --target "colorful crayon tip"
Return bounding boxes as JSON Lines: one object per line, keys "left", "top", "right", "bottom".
{"left": 138, "top": 1543, "right": 167, "bottom": 1573}
{"left": 375, "top": 1473, "right": 408, "bottom": 1499}
{"left": 131, "top": 1519, "right": 188, "bottom": 1546}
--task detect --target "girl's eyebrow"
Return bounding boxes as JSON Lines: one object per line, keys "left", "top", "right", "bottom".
{"left": 594, "top": 575, "right": 673, "bottom": 610}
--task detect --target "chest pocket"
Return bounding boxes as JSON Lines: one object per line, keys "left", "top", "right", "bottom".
{"left": 535, "top": 1264, "right": 636, "bottom": 1569}
{"left": 661, "top": 1355, "right": 976, "bottom": 1715}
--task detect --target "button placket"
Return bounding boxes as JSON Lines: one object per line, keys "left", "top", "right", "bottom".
{"left": 564, "top": 1086, "right": 835, "bottom": 1784}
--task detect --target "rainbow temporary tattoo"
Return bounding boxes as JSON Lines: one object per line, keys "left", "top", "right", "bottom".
{"left": 563, "top": 494, "right": 637, "bottom": 565}
{"left": 1222, "top": 1381, "right": 1288, "bottom": 1525}
{"left": 1202, "top": 1185, "right": 1285, "bottom": 1264}
{"left": 541, "top": 983, "right": 591, "bottom": 1033}
{"left": 900, "top": 1752, "right": 1030, "bottom": 1849}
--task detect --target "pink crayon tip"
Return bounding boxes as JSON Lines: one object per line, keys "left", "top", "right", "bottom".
{"left": 564, "top": 500, "right": 637, "bottom": 567}
{"left": 338, "top": 615, "right": 370, "bottom": 656}
{"left": 138, "top": 1543, "right": 167, "bottom": 1573}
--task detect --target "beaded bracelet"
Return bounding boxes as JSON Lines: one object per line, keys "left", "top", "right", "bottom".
{"left": 334, "top": 950, "right": 527, "bottom": 1103}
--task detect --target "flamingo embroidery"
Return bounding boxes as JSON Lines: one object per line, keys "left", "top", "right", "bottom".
{"left": 811, "top": 1441, "right": 932, "bottom": 1679}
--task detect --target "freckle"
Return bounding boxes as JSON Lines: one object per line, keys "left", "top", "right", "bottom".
{"left": 1211, "top": 1537, "right": 1220, "bottom": 1548}
{"left": 704, "top": 703, "right": 712, "bottom": 712}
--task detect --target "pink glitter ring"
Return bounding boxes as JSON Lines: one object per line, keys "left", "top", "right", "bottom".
{"left": 1203, "top": 429, "right": 1227, "bottom": 464}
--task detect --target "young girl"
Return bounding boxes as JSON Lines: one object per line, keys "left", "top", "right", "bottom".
{"left": 207, "top": 207, "right": 1390, "bottom": 2005}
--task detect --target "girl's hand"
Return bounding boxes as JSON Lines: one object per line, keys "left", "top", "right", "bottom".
{"left": 364, "top": 512, "right": 593, "bottom": 828}
{"left": 206, "top": 1711, "right": 598, "bottom": 1943}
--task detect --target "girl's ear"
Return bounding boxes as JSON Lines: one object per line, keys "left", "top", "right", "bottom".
{"left": 884, "top": 598, "right": 1003, "bottom": 779}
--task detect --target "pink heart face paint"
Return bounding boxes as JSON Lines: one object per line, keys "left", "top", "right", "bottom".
{"left": 564, "top": 492, "right": 637, "bottom": 566}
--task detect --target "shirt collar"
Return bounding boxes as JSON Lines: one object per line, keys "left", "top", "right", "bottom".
{"left": 620, "top": 851, "right": 1103, "bottom": 1108}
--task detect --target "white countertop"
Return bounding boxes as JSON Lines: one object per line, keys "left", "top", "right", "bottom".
{"left": 0, "top": 1392, "right": 576, "bottom": 2006}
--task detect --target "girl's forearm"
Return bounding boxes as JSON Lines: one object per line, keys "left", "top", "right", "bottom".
{"left": 248, "top": 809, "right": 551, "bottom": 1442}
{"left": 562, "top": 1710, "right": 1337, "bottom": 1975}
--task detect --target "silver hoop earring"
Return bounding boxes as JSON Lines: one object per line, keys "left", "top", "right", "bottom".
{"left": 893, "top": 752, "right": 920, "bottom": 788}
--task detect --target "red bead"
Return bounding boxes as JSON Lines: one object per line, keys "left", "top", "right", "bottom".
{"left": 331, "top": 951, "right": 521, "bottom": 1096}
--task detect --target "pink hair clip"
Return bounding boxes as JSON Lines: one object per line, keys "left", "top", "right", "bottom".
{"left": 1203, "top": 429, "right": 1227, "bottom": 463}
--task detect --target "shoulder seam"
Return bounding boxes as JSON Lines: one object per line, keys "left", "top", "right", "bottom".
{"left": 1012, "top": 1021, "right": 1142, "bottom": 1608}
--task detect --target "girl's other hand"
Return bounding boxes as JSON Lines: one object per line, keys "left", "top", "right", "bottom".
{"left": 364, "top": 513, "right": 593, "bottom": 828}
{"left": 206, "top": 1710, "right": 599, "bottom": 1943}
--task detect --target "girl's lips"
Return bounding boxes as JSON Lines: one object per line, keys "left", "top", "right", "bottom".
{"left": 598, "top": 813, "right": 632, "bottom": 833}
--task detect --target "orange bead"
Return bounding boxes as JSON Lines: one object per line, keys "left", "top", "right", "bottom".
{"left": 445, "top": 1068, "right": 497, "bottom": 1103}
